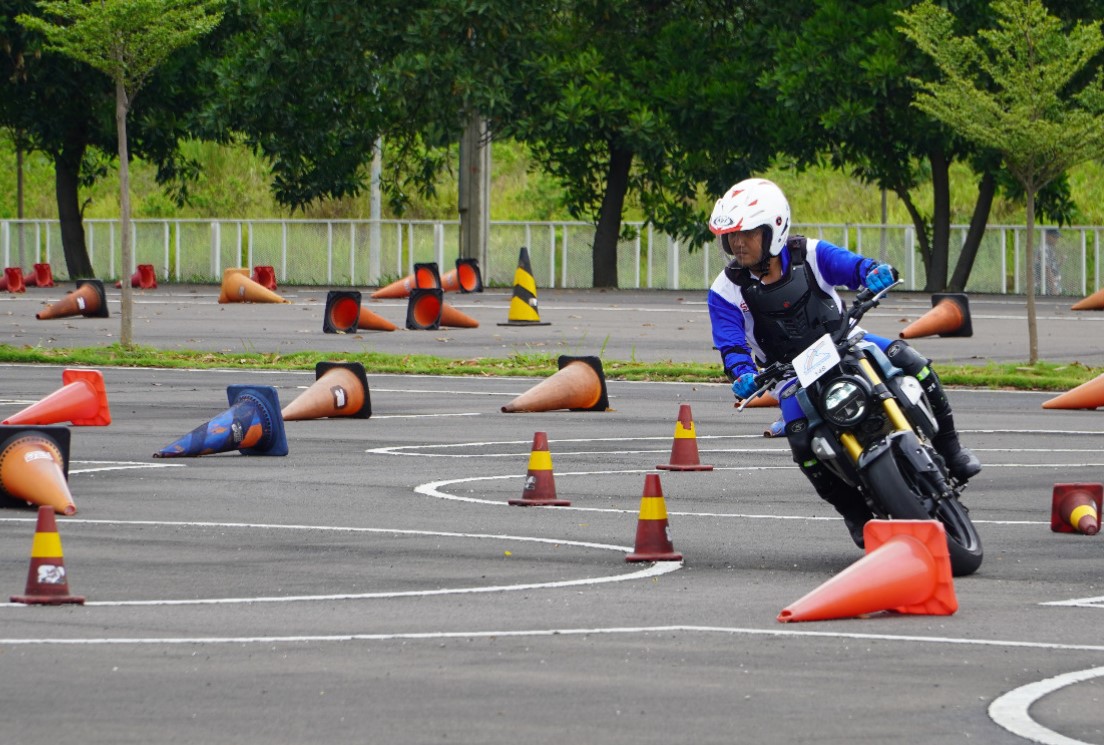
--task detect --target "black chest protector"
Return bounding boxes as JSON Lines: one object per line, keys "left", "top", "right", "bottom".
{"left": 724, "top": 236, "right": 843, "bottom": 364}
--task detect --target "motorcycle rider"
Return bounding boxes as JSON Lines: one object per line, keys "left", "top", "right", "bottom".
{"left": 706, "top": 177, "right": 981, "bottom": 546}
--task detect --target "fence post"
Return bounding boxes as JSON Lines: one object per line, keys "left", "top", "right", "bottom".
{"left": 667, "top": 236, "right": 679, "bottom": 290}
{"left": 1, "top": 221, "right": 7, "bottom": 266}
{"left": 326, "top": 221, "right": 334, "bottom": 284}
{"left": 561, "top": 225, "right": 568, "bottom": 288}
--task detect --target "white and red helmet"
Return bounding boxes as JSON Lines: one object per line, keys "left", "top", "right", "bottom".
{"left": 708, "top": 178, "right": 791, "bottom": 257}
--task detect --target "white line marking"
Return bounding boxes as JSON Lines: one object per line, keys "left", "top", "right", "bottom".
{"left": 1040, "top": 596, "right": 1104, "bottom": 609}
{"left": 989, "top": 666, "right": 1104, "bottom": 745}
{"left": 371, "top": 413, "right": 482, "bottom": 419}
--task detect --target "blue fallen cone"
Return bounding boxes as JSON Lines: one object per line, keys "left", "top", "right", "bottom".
{"left": 153, "top": 385, "right": 288, "bottom": 457}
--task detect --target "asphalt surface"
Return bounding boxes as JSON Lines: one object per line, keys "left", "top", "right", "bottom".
{"left": 1, "top": 283, "right": 1103, "bottom": 745}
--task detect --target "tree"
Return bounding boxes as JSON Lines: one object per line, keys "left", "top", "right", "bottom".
{"left": 18, "top": 0, "right": 223, "bottom": 347}
{"left": 899, "top": 0, "right": 1104, "bottom": 363}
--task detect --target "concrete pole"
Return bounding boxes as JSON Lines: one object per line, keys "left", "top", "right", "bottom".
{"left": 458, "top": 116, "right": 490, "bottom": 269}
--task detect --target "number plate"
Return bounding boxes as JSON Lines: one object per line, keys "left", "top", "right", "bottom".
{"left": 794, "top": 334, "right": 841, "bottom": 388}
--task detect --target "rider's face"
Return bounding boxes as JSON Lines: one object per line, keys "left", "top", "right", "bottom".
{"left": 725, "top": 228, "right": 765, "bottom": 267}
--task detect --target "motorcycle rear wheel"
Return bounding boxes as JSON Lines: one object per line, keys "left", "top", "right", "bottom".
{"left": 867, "top": 448, "right": 983, "bottom": 577}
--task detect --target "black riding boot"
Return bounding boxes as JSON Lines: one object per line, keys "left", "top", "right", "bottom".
{"left": 886, "top": 341, "right": 981, "bottom": 481}
{"left": 800, "top": 461, "right": 873, "bottom": 548}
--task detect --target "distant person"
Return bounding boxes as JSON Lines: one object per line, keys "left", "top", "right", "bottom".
{"left": 705, "top": 178, "right": 981, "bottom": 546}
{"left": 1035, "top": 228, "right": 1063, "bottom": 295}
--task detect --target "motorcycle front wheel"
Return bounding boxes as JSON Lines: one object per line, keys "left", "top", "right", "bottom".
{"left": 866, "top": 447, "right": 984, "bottom": 577}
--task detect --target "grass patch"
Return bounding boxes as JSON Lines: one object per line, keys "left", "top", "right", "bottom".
{"left": 1, "top": 344, "right": 1101, "bottom": 391}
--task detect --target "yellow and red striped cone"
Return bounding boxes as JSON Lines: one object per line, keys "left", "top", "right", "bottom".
{"left": 11, "top": 505, "right": 85, "bottom": 605}
{"left": 626, "top": 473, "right": 682, "bottom": 562}
{"left": 1051, "top": 483, "right": 1101, "bottom": 535}
{"left": 509, "top": 432, "right": 570, "bottom": 506}
{"left": 657, "top": 403, "right": 713, "bottom": 471}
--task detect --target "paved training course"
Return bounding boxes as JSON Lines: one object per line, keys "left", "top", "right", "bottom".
{"left": 1, "top": 284, "right": 1103, "bottom": 744}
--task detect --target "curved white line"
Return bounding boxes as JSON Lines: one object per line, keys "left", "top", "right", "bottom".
{"left": 989, "top": 666, "right": 1104, "bottom": 745}
{"left": 0, "top": 519, "right": 681, "bottom": 607}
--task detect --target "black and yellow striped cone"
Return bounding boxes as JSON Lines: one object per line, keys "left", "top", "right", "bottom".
{"left": 498, "top": 247, "right": 550, "bottom": 326}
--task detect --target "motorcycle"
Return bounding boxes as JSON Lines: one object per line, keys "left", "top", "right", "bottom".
{"left": 740, "top": 282, "right": 983, "bottom": 576}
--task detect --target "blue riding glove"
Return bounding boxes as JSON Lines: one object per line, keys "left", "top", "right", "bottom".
{"left": 865, "top": 263, "right": 897, "bottom": 293}
{"left": 732, "top": 373, "right": 759, "bottom": 400}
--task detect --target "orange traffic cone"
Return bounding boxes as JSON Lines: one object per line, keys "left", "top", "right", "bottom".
{"left": 734, "top": 393, "right": 779, "bottom": 409}
{"left": 406, "top": 288, "right": 444, "bottom": 330}
{"left": 372, "top": 262, "right": 441, "bottom": 299}
{"left": 322, "top": 290, "right": 398, "bottom": 333}
{"left": 252, "top": 265, "right": 276, "bottom": 291}
{"left": 1071, "top": 288, "right": 1104, "bottom": 311}
{"left": 508, "top": 431, "right": 570, "bottom": 506}
{"left": 439, "top": 302, "right": 479, "bottom": 328}
{"left": 153, "top": 385, "right": 288, "bottom": 457}
{"left": 1050, "top": 483, "right": 1102, "bottom": 535}
{"left": 1042, "top": 373, "right": 1104, "bottom": 410}
{"left": 3, "top": 368, "right": 111, "bottom": 426}
{"left": 1, "top": 267, "right": 26, "bottom": 292}
{"left": 501, "top": 355, "right": 610, "bottom": 413}
{"left": 0, "top": 425, "right": 76, "bottom": 515}
{"left": 10, "top": 505, "right": 85, "bottom": 605}
{"left": 626, "top": 473, "right": 682, "bottom": 562}
{"left": 35, "top": 279, "right": 109, "bottom": 319}
{"left": 498, "top": 247, "right": 550, "bottom": 326}
{"left": 777, "top": 520, "right": 958, "bottom": 622}
{"left": 441, "top": 258, "right": 483, "bottom": 293}
{"left": 115, "top": 264, "right": 157, "bottom": 289}
{"left": 29, "top": 263, "right": 55, "bottom": 288}
{"left": 899, "top": 293, "right": 972, "bottom": 339}
{"left": 281, "top": 362, "right": 371, "bottom": 421}
{"left": 657, "top": 404, "right": 713, "bottom": 471}
{"left": 218, "top": 268, "right": 289, "bottom": 304}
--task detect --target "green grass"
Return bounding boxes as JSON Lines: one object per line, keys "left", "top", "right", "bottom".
{"left": 0, "top": 343, "right": 1100, "bottom": 391}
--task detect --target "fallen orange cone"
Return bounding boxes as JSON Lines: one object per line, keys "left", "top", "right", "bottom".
{"left": 441, "top": 258, "right": 483, "bottom": 293}
{"left": 3, "top": 368, "right": 111, "bottom": 426}
{"left": 899, "top": 293, "right": 972, "bottom": 339}
{"left": 509, "top": 431, "right": 570, "bottom": 506}
{"left": 322, "top": 290, "right": 397, "bottom": 333}
{"left": 657, "top": 403, "right": 713, "bottom": 471}
{"left": 372, "top": 262, "right": 441, "bottom": 299}
{"left": 1051, "top": 483, "right": 1101, "bottom": 535}
{"left": 1071, "top": 287, "right": 1104, "bottom": 311}
{"left": 439, "top": 302, "right": 479, "bottom": 328}
{"left": 1042, "top": 373, "right": 1104, "bottom": 410}
{"left": 218, "top": 268, "right": 289, "bottom": 304}
{"left": 777, "top": 520, "right": 957, "bottom": 622}
{"left": 626, "top": 473, "right": 682, "bottom": 562}
{"left": 501, "top": 355, "right": 610, "bottom": 413}
{"left": 406, "top": 288, "right": 444, "bottom": 330}
{"left": 734, "top": 393, "right": 779, "bottom": 409}
{"left": 10, "top": 505, "right": 85, "bottom": 605}
{"left": 36, "top": 279, "right": 109, "bottom": 319}
{"left": 281, "top": 362, "right": 371, "bottom": 421}
{"left": 0, "top": 425, "right": 77, "bottom": 515}
{"left": 1, "top": 267, "right": 26, "bottom": 293}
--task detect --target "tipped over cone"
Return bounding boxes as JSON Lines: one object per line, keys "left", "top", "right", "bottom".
{"left": 218, "top": 268, "right": 289, "bottom": 304}
{"left": 441, "top": 258, "right": 483, "bottom": 293}
{"left": 1072, "top": 287, "right": 1104, "bottom": 311}
{"left": 657, "top": 403, "right": 713, "bottom": 471}
{"left": 11, "top": 505, "right": 84, "bottom": 605}
{"left": 439, "top": 302, "right": 479, "bottom": 328}
{"left": 900, "top": 293, "right": 972, "bottom": 339}
{"left": 406, "top": 288, "right": 443, "bottom": 330}
{"left": 153, "top": 385, "right": 288, "bottom": 457}
{"left": 1042, "top": 373, "right": 1104, "bottom": 410}
{"left": 322, "top": 290, "right": 397, "bottom": 333}
{"left": 1, "top": 267, "right": 26, "bottom": 293}
{"left": 626, "top": 473, "right": 682, "bottom": 562}
{"left": 0, "top": 425, "right": 76, "bottom": 515}
{"left": 501, "top": 356, "right": 610, "bottom": 413}
{"left": 282, "top": 362, "right": 371, "bottom": 421}
{"left": 3, "top": 368, "right": 111, "bottom": 426}
{"left": 498, "top": 247, "right": 550, "bottom": 326}
{"left": 1051, "top": 483, "right": 1102, "bottom": 535}
{"left": 778, "top": 520, "right": 957, "bottom": 622}
{"left": 372, "top": 263, "right": 441, "bottom": 299}
{"left": 36, "top": 279, "right": 109, "bottom": 320}
{"left": 734, "top": 393, "right": 779, "bottom": 409}
{"left": 509, "top": 431, "right": 570, "bottom": 506}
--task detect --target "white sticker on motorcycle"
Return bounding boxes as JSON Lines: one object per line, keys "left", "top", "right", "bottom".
{"left": 794, "top": 334, "right": 841, "bottom": 388}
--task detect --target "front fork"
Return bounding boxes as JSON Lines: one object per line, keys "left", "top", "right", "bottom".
{"left": 837, "top": 356, "right": 911, "bottom": 463}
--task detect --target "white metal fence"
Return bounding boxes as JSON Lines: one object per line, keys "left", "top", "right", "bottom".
{"left": 1, "top": 217, "right": 1101, "bottom": 295}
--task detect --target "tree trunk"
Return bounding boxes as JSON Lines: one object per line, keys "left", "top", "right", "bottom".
{"left": 948, "top": 171, "right": 997, "bottom": 292}
{"left": 117, "top": 80, "right": 134, "bottom": 348}
{"left": 53, "top": 137, "right": 95, "bottom": 279}
{"left": 925, "top": 148, "right": 951, "bottom": 292}
{"left": 592, "top": 144, "right": 633, "bottom": 288}
{"left": 1025, "top": 188, "right": 1038, "bottom": 364}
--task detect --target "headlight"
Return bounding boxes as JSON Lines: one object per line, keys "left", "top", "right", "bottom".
{"left": 822, "top": 376, "right": 870, "bottom": 427}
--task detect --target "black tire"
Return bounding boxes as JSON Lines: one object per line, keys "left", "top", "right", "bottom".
{"left": 865, "top": 446, "right": 983, "bottom": 577}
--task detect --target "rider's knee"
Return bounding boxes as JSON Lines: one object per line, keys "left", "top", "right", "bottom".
{"left": 785, "top": 417, "right": 815, "bottom": 465}
{"left": 885, "top": 339, "right": 930, "bottom": 376}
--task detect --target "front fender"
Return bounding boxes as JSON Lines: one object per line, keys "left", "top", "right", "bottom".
{"left": 858, "top": 430, "right": 948, "bottom": 499}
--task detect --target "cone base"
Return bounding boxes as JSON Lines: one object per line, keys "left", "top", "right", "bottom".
{"left": 10, "top": 593, "right": 85, "bottom": 605}
{"left": 497, "top": 321, "right": 551, "bottom": 326}
{"left": 656, "top": 463, "right": 714, "bottom": 471}
{"left": 508, "top": 498, "right": 572, "bottom": 507}
{"left": 626, "top": 551, "right": 683, "bottom": 563}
